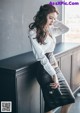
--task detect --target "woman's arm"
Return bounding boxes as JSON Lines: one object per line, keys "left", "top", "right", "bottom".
{"left": 28, "top": 29, "right": 57, "bottom": 78}
{"left": 48, "top": 52, "right": 58, "bottom": 68}
{"left": 50, "top": 20, "right": 69, "bottom": 37}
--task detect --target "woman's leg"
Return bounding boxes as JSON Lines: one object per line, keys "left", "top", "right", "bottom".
{"left": 60, "top": 104, "right": 72, "bottom": 113}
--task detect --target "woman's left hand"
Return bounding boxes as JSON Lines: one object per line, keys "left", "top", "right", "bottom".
{"left": 50, "top": 82, "right": 59, "bottom": 89}
{"left": 50, "top": 75, "right": 60, "bottom": 89}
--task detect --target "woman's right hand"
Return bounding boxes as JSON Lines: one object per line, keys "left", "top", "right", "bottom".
{"left": 50, "top": 75, "right": 59, "bottom": 89}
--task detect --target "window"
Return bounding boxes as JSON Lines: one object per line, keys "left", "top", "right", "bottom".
{"left": 63, "top": 0, "right": 80, "bottom": 43}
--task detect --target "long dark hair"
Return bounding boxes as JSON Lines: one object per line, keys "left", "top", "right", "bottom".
{"left": 29, "top": 4, "right": 59, "bottom": 44}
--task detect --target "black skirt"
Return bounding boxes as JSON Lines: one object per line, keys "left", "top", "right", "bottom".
{"left": 35, "top": 61, "right": 75, "bottom": 112}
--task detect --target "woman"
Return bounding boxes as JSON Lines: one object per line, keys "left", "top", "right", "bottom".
{"left": 28, "top": 4, "right": 75, "bottom": 113}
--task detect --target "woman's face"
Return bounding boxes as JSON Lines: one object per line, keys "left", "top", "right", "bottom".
{"left": 45, "top": 12, "right": 58, "bottom": 28}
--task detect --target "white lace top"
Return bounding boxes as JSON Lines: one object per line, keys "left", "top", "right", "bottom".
{"left": 28, "top": 20, "right": 69, "bottom": 77}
